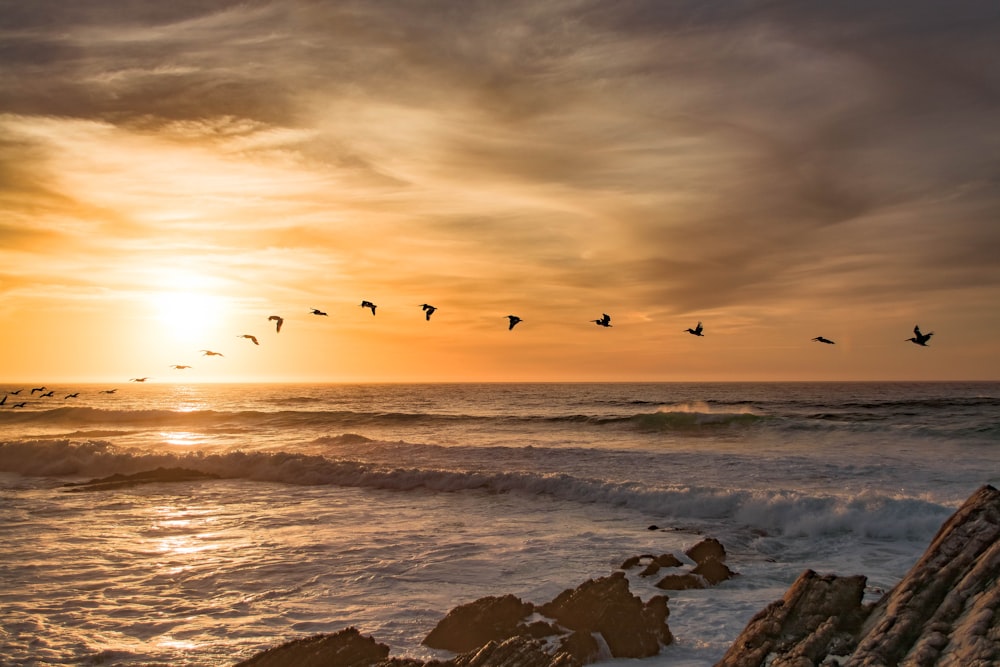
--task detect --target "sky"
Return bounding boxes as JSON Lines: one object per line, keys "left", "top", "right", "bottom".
{"left": 1, "top": 0, "right": 999, "bottom": 383}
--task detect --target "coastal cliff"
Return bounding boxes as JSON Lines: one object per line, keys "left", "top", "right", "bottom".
{"left": 235, "top": 485, "right": 1000, "bottom": 667}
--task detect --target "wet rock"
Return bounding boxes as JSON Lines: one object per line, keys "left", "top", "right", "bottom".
{"left": 718, "top": 484, "right": 1000, "bottom": 667}
{"left": 538, "top": 571, "right": 672, "bottom": 658}
{"left": 692, "top": 558, "right": 737, "bottom": 585}
{"left": 423, "top": 594, "right": 535, "bottom": 653}
{"left": 655, "top": 573, "right": 705, "bottom": 590}
{"left": 685, "top": 537, "right": 726, "bottom": 564}
{"left": 655, "top": 553, "right": 683, "bottom": 568}
{"left": 445, "top": 636, "right": 579, "bottom": 667}
{"left": 234, "top": 627, "right": 389, "bottom": 667}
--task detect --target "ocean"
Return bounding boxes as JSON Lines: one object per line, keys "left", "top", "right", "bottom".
{"left": 1, "top": 382, "right": 998, "bottom": 666}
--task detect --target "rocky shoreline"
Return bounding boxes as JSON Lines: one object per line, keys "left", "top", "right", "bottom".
{"left": 235, "top": 484, "right": 1000, "bottom": 667}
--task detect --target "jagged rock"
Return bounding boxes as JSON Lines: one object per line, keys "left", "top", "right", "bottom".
{"left": 538, "top": 571, "right": 672, "bottom": 658}
{"left": 234, "top": 627, "right": 390, "bottom": 667}
{"left": 692, "top": 558, "right": 737, "bottom": 585}
{"left": 620, "top": 555, "right": 642, "bottom": 569}
{"left": 655, "top": 553, "right": 684, "bottom": 568}
{"left": 655, "top": 573, "right": 706, "bottom": 590}
{"left": 556, "top": 631, "right": 601, "bottom": 664}
{"left": 423, "top": 594, "right": 535, "bottom": 653}
{"left": 446, "top": 636, "right": 579, "bottom": 667}
{"left": 849, "top": 484, "right": 1000, "bottom": 666}
{"left": 717, "top": 484, "right": 1000, "bottom": 667}
{"left": 686, "top": 537, "right": 726, "bottom": 564}
{"left": 715, "top": 570, "right": 868, "bottom": 667}
{"left": 639, "top": 562, "right": 662, "bottom": 577}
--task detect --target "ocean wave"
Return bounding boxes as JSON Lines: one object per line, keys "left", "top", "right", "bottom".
{"left": 0, "top": 440, "right": 951, "bottom": 541}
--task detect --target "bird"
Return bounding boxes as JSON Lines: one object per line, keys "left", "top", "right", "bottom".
{"left": 100, "top": 389, "right": 118, "bottom": 394}
{"left": 420, "top": 304, "right": 437, "bottom": 321}
{"left": 907, "top": 325, "right": 934, "bottom": 346}
{"left": 309, "top": 308, "right": 328, "bottom": 316}
{"left": 360, "top": 300, "right": 377, "bottom": 316}
{"left": 238, "top": 334, "right": 259, "bottom": 345}
{"left": 268, "top": 315, "right": 284, "bottom": 333}
{"left": 170, "top": 365, "right": 192, "bottom": 370}
{"left": 31, "top": 386, "right": 46, "bottom": 394}
{"left": 40, "top": 391, "right": 54, "bottom": 397}
{"left": 130, "top": 377, "right": 150, "bottom": 382}
{"left": 0, "top": 394, "right": 6, "bottom": 406}
{"left": 507, "top": 315, "right": 522, "bottom": 330}
{"left": 12, "top": 402, "right": 26, "bottom": 408}
{"left": 65, "top": 393, "right": 79, "bottom": 399}
{"left": 684, "top": 322, "right": 704, "bottom": 336}
{"left": 592, "top": 313, "right": 612, "bottom": 328}
{"left": 812, "top": 336, "right": 835, "bottom": 345}
{"left": 10, "top": 389, "right": 22, "bottom": 395}
{"left": 201, "top": 350, "right": 224, "bottom": 357}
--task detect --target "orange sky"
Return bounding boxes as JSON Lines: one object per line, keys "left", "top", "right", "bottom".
{"left": 2, "top": 2, "right": 999, "bottom": 383}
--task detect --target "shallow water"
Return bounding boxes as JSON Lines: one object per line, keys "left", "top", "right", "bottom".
{"left": 1, "top": 382, "right": 998, "bottom": 665}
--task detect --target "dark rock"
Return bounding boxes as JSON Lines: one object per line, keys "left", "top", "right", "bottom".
{"left": 619, "top": 556, "right": 642, "bottom": 569}
{"left": 639, "top": 562, "right": 661, "bottom": 577}
{"left": 446, "top": 636, "right": 579, "bottom": 667}
{"left": 423, "top": 594, "right": 534, "bottom": 653}
{"left": 234, "top": 627, "right": 389, "bottom": 667}
{"left": 538, "top": 571, "right": 672, "bottom": 658}
{"left": 556, "top": 631, "right": 601, "bottom": 664}
{"left": 692, "top": 558, "right": 737, "bottom": 585}
{"left": 654, "top": 573, "right": 705, "bottom": 590}
{"left": 655, "top": 553, "right": 683, "bottom": 568}
{"left": 685, "top": 537, "right": 726, "bottom": 564}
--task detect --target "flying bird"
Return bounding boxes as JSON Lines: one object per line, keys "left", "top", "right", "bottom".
{"left": 65, "top": 393, "right": 79, "bottom": 399}
{"left": 201, "top": 350, "right": 224, "bottom": 357}
{"left": 812, "top": 336, "right": 836, "bottom": 345}
{"left": 309, "top": 308, "right": 328, "bottom": 316}
{"left": 170, "top": 365, "right": 192, "bottom": 369}
{"left": 100, "top": 389, "right": 118, "bottom": 394}
{"left": 420, "top": 304, "right": 436, "bottom": 321}
{"left": 238, "top": 334, "right": 259, "bottom": 345}
{"left": 592, "top": 313, "right": 612, "bottom": 328}
{"left": 684, "top": 322, "right": 704, "bottom": 337}
{"left": 40, "top": 391, "right": 54, "bottom": 397}
{"left": 507, "top": 315, "right": 522, "bottom": 330}
{"left": 0, "top": 394, "right": 6, "bottom": 406}
{"left": 12, "top": 402, "right": 26, "bottom": 408}
{"left": 907, "top": 325, "right": 934, "bottom": 346}
{"left": 130, "top": 377, "right": 150, "bottom": 382}
{"left": 31, "top": 386, "right": 46, "bottom": 394}
{"left": 360, "top": 300, "right": 377, "bottom": 316}
{"left": 268, "top": 315, "right": 284, "bottom": 333}
{"left": 10, "top": 389, "right": 22, "bottom": 395}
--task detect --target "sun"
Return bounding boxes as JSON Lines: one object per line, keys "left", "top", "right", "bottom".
{"left": 147, "top": 271, "right": 231, "bottom": 344}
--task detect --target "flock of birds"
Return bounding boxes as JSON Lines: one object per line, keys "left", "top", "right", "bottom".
{"left": 1, "top": 298, "right": 936, "bottom": 408}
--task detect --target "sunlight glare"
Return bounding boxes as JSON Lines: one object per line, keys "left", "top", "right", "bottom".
{"left": 148, "top": 271, "right": 230, "bottom": 344}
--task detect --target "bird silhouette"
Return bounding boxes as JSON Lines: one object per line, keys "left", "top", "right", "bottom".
{"left": 592, "top": 313, "right": 612, "bottom": 328}
{"left": 40, "top": 391, "right": 54, "bottom": 397}
{"left": 420, "top": 304, "right": 437, "bottom": 321}
{"left": 65, "top": 393, "right": 79, "bottom": 399}
{"left": 31, "top": 386, "right": 46, "bottom": 394}
{"left": 507, "top": 315, "right": 522, "bottom": 330}
{"left": 12, "top": 402, "right": 26, "bottom": 408}
{"left": 238, "top": 334, "right": 259, "bottom": 345}
{"left": 10, "top": 389, "right": 22, "bottom": 395}
{"left": 201, "top": 350, "right": 224, "bottom": 357}
{"left": 360, "top": 300, "right": 377, "bottom": 316}
{"left": 268, "top": 315, "right": 284, "bottom": 333}
{"left": 309, "top": 308, "right": 328, "bottom": 316}
{"left": 170, "top": 365, "right": 192, "bottom": 369}
{"left": 100, "top": 389, "right": 118, "bottom": 394}
{"left": 907, "top": 325, "right": 934, "bottom": 346}
{"left": 0, "top": 394, "right": 6, "bottom": 406}
{"left": 685, "top": 322, "right": 704, "bottom": 336}
{"left": 812, "top": 336, "right": 835, "bottom": 345}
{"left": 130, "top": 377, "right": 150, "bottom": 382}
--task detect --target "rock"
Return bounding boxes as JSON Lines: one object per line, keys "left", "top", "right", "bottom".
{"left": 620, "top": 555, "right": 642, "bottom": 569}
{"left": 538, "top": 571, "right": 672, "bottom": 658}
{"left": 423, "top": 594, "right": 535, "bottom": 653}
{"left": 655, "top": 553, "right": 683, "bottom": 568}
{"left": 655, "top": 573, "right": 705, "bottom": 590}
{"left": 556, "top": 631, "right": 601, "bottom": 664}
{"left": 717, "top": 484, "right": 1000, "bottom": 667}
{"left": 446, "top": 636, "right": 579, "bottom": 667}
{"left": 685, "top": 537, "right": 726, "bottom": 564}
{"left": 234, "top": 627, "right": 389, "bottom": 667}
{"left": 692, "top": 558, "right": 737, "bottom": 585}
{"left": 639, "top": 562, "right": 661, "bottom": 577}
{"left": 715, "top": 570, "right": 868, "bottom": 667}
